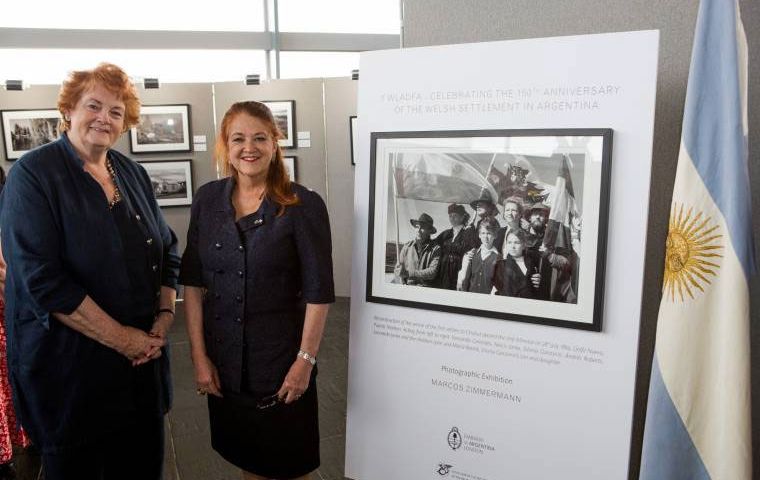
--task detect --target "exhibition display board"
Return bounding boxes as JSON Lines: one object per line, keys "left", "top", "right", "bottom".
{"left": 346, "top": 31, "right": 659, "bottom": 479}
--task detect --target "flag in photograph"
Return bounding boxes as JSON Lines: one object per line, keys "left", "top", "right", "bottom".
{"left": 392, "top": 153, "right": 494, "bottom": 204}
{"left": 640, "top": 1, "right": 755, "bottom": 480}
{"left": 543, "top": 155, "right": 576, "bottom": 250}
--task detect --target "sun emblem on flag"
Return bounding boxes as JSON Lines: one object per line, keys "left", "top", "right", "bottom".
{"left": 662, "top": 203, "right": 723, "bottom": 302}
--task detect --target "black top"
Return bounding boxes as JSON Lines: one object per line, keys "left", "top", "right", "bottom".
{"left": 0, "top": 133, "right": 180, "bottom": 453}
{"left": 180, "top": 178, "right": 335, "bottom": 394}
{"left": 112, "top": 200, "right": 159, "bottom": 321}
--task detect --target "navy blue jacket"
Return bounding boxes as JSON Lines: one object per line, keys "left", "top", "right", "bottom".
{"left": 0, "top": 133, "right": 180, "bottom": 452}
{"left": 180, "top": 178, "right": 334, "bottom": 394}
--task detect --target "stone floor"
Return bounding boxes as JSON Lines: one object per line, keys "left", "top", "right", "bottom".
{"left": 163, "top": 297, "right": 350, "bottom": 480}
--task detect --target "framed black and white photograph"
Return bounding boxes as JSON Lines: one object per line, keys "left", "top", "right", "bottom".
{"left": 283, "top": 156, "right": 297, "bottom": 182}
{"left": 350, "top": 115, "right": 358, "bottom": 166}
{"left": 1, "top": 109, "right": 62, "bottom": 160}
{"left": 366, "top": 129, "right": 613, "bottom": 331}
{"left": 130, "top": 104, "right": 191, "bottom": 153}
{"left": 262, "top": 100, "right": 296, "bottom": 149}
{"left": 139, "top": 160, "right": 193, "bottom": 207}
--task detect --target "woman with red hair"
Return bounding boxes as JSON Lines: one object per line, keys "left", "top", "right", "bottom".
{"left": 180, "top": 101, "right": 334, "bottom": 480}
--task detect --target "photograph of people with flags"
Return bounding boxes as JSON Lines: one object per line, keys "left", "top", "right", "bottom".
{"left": 367, "top": 130, "right": 612, "bottom": 330}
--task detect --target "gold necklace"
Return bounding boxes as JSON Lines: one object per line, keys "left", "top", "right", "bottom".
{"left": 105, "top": 157, "right": 122, "bottom": 209}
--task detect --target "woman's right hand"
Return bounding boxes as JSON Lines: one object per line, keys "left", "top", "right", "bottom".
{"left": 192, "top": 353, "right": 223, "bottom": 397}
{"left": 116, "top": 326, "right": 166, "bottom": 366}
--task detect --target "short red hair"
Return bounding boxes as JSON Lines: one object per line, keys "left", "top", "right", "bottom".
{"left": 215, "top": 101, "right": 299, "bottom": 215}
{"left": 57, "top": 63, "right": 140, "bottom": 133}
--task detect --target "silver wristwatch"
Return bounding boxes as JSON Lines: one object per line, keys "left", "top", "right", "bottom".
{"left": 297, "top": 349, "right": 317, "bottom": 366}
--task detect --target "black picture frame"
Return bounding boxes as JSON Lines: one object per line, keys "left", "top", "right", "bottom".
{"left": 138, "top": 159, "right": 194, "bottom": 207}
{"left": 1, "top": 109, "right": 62, "bottom": 160}
{"left": 283, "top": 155, "right": 297, "bottom": 182}
{"left": 262, "top": 100, "right": 296, "bottom": 149}
{"left": 130, "top": 104, "right": 192, "bottom": 154}
{"left": 366, "top": 128, "right": 613, "bottom": 331}
{"left": 350, "top": 115, "right": 358, "bottom": 166}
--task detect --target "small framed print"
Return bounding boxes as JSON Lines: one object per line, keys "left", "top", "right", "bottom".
{"left": 130, "top": 104, "right": 191, "bottom": 153}
{"left": 139, "top": 159, "right": 194, "bottom": 207}
{"left": 1, "top": 109, "right": 62, "bottom": 160}
{"left": 283, "top": 156, "right": 297, "bottom": 182}
{"left": 262, "top": 100, "right": 296, "bottom": 149}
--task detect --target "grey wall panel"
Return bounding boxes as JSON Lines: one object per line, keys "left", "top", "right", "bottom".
{"left": 213, "top": 79, "right": 329, "bottom": 201}
{"left": 324, "top": 78, "right": 358, "bottom": 297}
{"left": 402, "top": 0, "right": 760, "bottom": 478}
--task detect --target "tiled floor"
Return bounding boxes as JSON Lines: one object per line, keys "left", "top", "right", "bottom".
{"left": 163, "top": 298, "right": 350, "bottom": 480}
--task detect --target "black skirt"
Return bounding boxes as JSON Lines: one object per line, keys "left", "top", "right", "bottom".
{"left": 208, "top": 384, "right": 320, "bottom": 478}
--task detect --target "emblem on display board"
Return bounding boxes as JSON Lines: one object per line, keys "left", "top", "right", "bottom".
{"left": 447, "top": 427, "right": 462, "bottom": 450}
{"left": 437, "top": 463, "right": 453, "bottom": 475}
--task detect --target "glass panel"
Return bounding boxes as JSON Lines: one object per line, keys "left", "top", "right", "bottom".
{"left": 278, "top": 0, "right": 399, "bottom": 34}
{"left": 279, "top": 51, "right": 359, "bottom": 79}
{"left": 0, "top": 49, "right": 267, "bottom": 84}
{"left": 0, "top": 0, "right": 265, "bottom": 31}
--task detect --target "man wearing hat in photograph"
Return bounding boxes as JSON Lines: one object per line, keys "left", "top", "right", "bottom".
{"left": 469, "top": 190, "right": 501, "bottom": 235}
{"left": 393, "top": 213, "right": 442, "bottom": 286}
{"left": 434, "top": 203, "right": 478, "bottom": 290}
{"left": 523, "top": 202, "right": 575, "bottom": 303}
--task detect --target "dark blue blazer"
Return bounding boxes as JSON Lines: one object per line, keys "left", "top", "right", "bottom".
{"left": 180, "top": 178, "right": 334, "bottom": 394}
{"left": 0, "top": 133, "right": 180, "bottom": 452}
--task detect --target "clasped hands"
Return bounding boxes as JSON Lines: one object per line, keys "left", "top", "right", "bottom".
{"left": 118, "top": 313, "right": 172, "bottom": 366}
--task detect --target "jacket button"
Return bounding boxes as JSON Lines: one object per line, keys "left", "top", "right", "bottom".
{"left": 235, "top": 295, "right": 242, "bottom": 303}
{"left": 152, "top": 264, "right": 158, "bottom": 272}
{"left": 235, "top": 317, "right": 242, "bottom": 323}
{"left": 238, "top": 245, "right": 244, "bottom": 252}
{"left": 214, "top": 314, "right": 220, "bottom": 320}
{"left": 146, "top": 238, "right": 153, "bottom": 245}
{"left": 237, "top": 270, "right": 244, "bottom": 278}
{"left": 135, "top": 214, "right": 141, "bottom": 221}
{"left": 215, "top": 242, "right": 222, "bottom": 249}
{"left": 214, "top": 293, "right": 221, "bottom": 299}
{"left": 155, "top": 291, "right": 160, "bottom": 298}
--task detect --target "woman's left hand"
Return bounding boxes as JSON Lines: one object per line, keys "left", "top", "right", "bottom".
{"left": 276, "top": 358, "right": 313, "bottom": 404}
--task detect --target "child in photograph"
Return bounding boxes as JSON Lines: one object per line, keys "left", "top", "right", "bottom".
{"left": 493, "top": 229, "right": 550, "bottom": 299}
{"left": 459, "top": 218, "right": 500, "bottom": 294}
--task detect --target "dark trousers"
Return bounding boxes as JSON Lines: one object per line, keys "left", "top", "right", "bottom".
{"left": 41, "top": 413, "right": 164, "bottom": 480}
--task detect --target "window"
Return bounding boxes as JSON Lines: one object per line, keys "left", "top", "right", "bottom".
{"left": 279, "top": 51, "right": 359, "bottom": 79}
{"left": 278, "top": 0, "right": 400, "bottom": 34}
{"left": 0, "top": 49, "right": 267, "bottom": 84}
{"left": 0, "top": 0, "right": 265, "bottom": 31}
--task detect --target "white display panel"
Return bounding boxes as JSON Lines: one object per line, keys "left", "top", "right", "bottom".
{"left": 346, "top": 31, "right": 659, "bottom": 480}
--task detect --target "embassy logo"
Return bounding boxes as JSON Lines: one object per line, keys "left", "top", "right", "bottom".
{"left": 448, "top": 426, "right": 462, "bottom": 450}
{"left": 437, "top": 463, "right": 453, "bottom": 475}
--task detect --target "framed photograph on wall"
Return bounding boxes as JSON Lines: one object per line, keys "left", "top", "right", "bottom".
{"left": 366, "top": 128, "right": 613, "bottom": 331}
{"left": 350, "top": 115, "right": 358, "bottom": 166}
{"left": 283, "top": 156, "right": 297, "bottom": 182}
{"left": 1, "top": 109, "right": 62, "bottom": 160}
{"left": 130, "top": 104, "right": 191, "bottom": 153}
{"left": 139, "top": 159, "right": 193, "bottom": 207}
{"left": 262, "top": 100, "right": 296, "bottom": 149}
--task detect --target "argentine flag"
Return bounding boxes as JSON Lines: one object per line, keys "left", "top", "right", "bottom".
{"left": 640, "top": 1, "right": 756, "bottom": 479}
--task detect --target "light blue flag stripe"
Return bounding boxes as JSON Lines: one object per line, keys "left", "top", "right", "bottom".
{"left": 682, "top": 0, "right": 756, "bottom": 279}
{"left": 641, "top": 358, "right": 711, "bottom": 480}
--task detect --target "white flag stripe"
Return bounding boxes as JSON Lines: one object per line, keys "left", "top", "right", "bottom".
{"left": 655, "top": 144, "right": 751, "bottom": 480}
